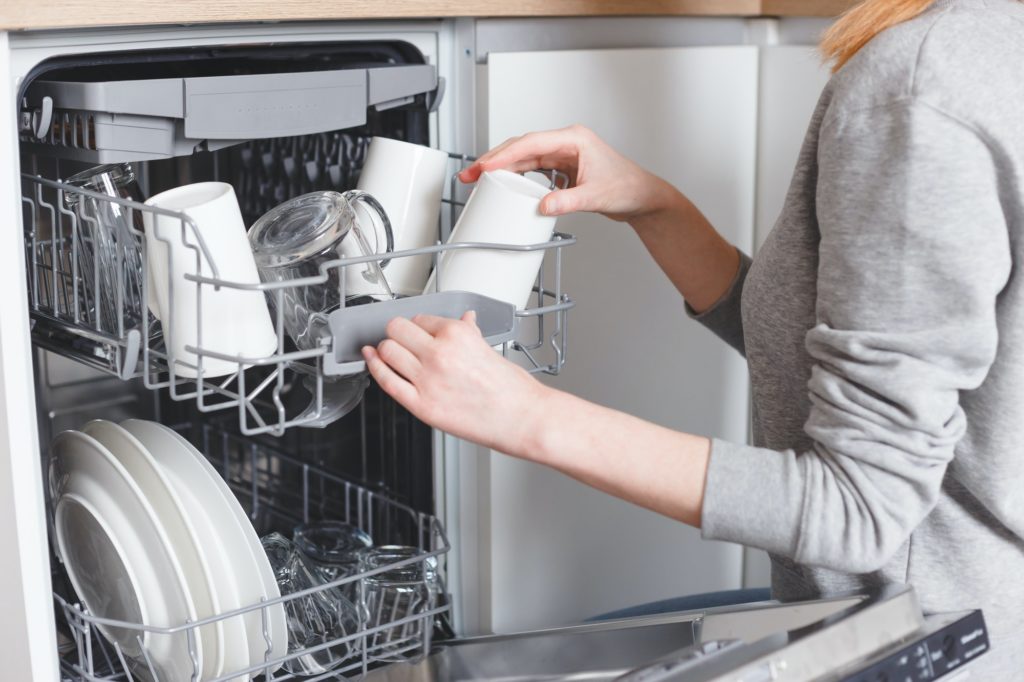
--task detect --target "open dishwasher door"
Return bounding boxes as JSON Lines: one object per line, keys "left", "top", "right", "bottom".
{"left": 364, "top": 586, "right": 989, "bottom": 682}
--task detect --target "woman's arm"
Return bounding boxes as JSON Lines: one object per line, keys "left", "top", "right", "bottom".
{"left": 462, "top": 125, "right": 740, "bottom": 313}
{"left": 365, "top": 101, "right": 1008, "bottom": 574}
{"left": 361, "top": 313, "right": 711, "bottom": 526}
{"left": 628, "top": 188, "right": 741, "bottom": 315}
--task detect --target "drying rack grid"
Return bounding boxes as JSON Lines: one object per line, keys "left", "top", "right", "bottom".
{"left": 53, "top": 420, "right": 452, "bottom": 682}
{"left": 22, "top": 147, "right": 575, "bottom": 437}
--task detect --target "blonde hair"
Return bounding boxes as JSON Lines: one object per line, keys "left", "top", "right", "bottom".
{"left": 821, "top": 0, "right": 936, "bottom": 71}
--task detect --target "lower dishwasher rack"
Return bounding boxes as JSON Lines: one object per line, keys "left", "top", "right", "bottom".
{"left": 22, "top": 148, "right": 575, "bottom": 438}
{"left": 52, "top": 419, "right": 452, "bottom": 682}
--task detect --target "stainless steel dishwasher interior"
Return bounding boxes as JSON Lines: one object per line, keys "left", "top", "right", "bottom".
{"left": 362, "top": 595, "right": 867, "bottom": 682}
{"left": 363, "top": 617, "right": 700, "bottom": 682}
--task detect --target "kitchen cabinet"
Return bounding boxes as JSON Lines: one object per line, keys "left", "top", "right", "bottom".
{"left": 756, "top": 45, "right": 832, "bottom": 248}
{"left": 477, "top": 45, "right": 757, "bottom": 633}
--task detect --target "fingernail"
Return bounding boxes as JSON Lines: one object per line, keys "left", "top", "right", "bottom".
{"left": 543, "top": 199, "right": 560, "bottom": 215}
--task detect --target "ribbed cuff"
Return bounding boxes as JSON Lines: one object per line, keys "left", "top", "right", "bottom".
{"left": 700, "top": 438, "right": 806, "bottom": 560}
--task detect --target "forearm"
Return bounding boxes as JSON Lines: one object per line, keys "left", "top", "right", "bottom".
{"left": 629, "top": 177, "right": 740, "bottom": 314}
{"left": 511, "top": 385, "right": 710, "bottom": 527}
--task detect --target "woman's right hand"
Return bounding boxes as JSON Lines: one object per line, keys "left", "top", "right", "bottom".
{"left": 458, "top": 124, "right": 678, "bottom": 223}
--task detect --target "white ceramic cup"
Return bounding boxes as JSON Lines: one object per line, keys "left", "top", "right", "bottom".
{"left": 357, "top": 137, "right": 449, "bottom": 296}
{"left": 143, "top": 182, "right": 277, "bottom": 379}
{"left": 424, "top": 170, "right": 557, "bottom": 309}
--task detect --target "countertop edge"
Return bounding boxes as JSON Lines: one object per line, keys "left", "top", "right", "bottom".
{"left": 0, "top": 0, "right": 854, "bottom": 32}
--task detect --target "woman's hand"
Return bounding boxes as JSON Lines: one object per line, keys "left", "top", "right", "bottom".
{"left": 361, "top": 312, "right": 548, "bottom": 455}
{"left": 464, "top": 125, "right": 740, "bottom": 312}
{"left": 459, "top": 124, "right": 678, "bottom": 223}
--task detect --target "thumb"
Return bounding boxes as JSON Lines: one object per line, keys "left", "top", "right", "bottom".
{"left": 461, "top": 310, "right": 478, "bottom": 327}
{"left": 540, "top": 186, "right": 596, "bottom": 216}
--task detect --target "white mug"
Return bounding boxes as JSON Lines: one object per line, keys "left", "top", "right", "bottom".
{"left": 424, "top": 170, "right": 557, "bottom": 309}
{"left": 357, "top": 137, "right": 449, "bottom": 296}
{"left": 143, "top": 182, "right": 277, "bottom": 379}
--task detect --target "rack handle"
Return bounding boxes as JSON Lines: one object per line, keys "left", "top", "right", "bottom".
{"left": 323, "top": 291, "right": 517, "bottom": 377}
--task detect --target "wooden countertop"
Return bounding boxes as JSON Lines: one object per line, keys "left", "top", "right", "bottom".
{"left": 1, "top": 0, "right": 856, "bottom": 32}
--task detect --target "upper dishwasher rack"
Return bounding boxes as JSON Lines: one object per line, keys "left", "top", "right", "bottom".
{"left": 19, "top": 64, "right": 438, "bottom": 163}
{"left": 22, "top": 152, "right": 575, "bottom": 437}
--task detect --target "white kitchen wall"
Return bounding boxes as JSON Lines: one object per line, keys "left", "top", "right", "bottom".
{"left": 479, "top": 46, "right": 758, "bottom": 633}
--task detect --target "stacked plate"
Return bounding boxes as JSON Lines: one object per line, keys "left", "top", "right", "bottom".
{"left": 49, "top": 419, "right": 288, "bottom": 681}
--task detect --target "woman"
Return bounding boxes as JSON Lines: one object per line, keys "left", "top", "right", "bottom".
{"left": 363, "top": 0, "right": 1023, "bottom": 673}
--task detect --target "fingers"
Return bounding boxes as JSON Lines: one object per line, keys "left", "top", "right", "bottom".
{"left": 481, "top": 132, "right": 575, "bottom": 172}
{"left": 362, "top": 346, "right": 420, "bottom": 409}
{"left": 385, "top": 316, "right": 434, "bottom": 356}
{"left": 459, "top": 136, "right": 522, "bottom": 182}
{"left": 459, "top": 127, "right": 585, "bottom": 183}
{"left": 377, "top": 338, "right": 422, "bottom": 382}
{"left": 459, "top": 310, "right": 482, "bottom": 336}
{"left": 410, "top": 313, "right": 457, "bottom": 335}
{"left": 540, "top": 186, "right": 598, "bottom": 216}
{"left": 412, "top": 312, "right": 482, "bottom": 337}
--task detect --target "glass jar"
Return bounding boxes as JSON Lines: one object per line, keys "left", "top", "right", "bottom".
{"left": 63, "top": 163, "right": 154, "bottom": 336}
{"left": 293, "top": 521, "right": 372, "bottom": 600}
{"left": 248, "top": 190, "right": 394, "bottom": 351}
{"left": 359, "top": 545, "right": 440, "bottom": 662}
{"left": 261, "top": 532, "right": 362, "bottom": 675}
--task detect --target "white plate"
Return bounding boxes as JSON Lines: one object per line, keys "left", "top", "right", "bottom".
{"left": 84, "top": 419, "right": 246, "bottom": 680}
{"left": 51, "top": 430, "right": 202, "bottom": 681}
{"left": 54, "top": 493, "right": 148, "bottom": 654}
{"left": 121, "top": 420, "right": 286, "bottom": 675}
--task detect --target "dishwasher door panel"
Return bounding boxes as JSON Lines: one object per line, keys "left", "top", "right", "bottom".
{"left": 0, "top": 32, "right": 61, "bottom": 682}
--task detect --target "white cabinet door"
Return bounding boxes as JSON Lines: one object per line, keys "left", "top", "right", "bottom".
{"left": 755, "top": 45, "right": 832, "bottom": 249}
{"left": 478, "top": 46, "right": 757, "bottom": 633}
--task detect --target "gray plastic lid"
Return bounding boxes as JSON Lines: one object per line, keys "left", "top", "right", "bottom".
{"left": 248, "top": 191, "right": 355, "bottom": 268}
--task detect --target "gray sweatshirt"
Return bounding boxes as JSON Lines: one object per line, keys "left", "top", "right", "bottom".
{"left": 693, "top": 0, "right": 1024, "bottom": 674}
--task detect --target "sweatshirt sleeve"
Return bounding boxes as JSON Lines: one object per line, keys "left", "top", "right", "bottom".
{"left": 686, "top": 249, "right": 752, "bottom": 356}
{"left": 700, "top": 101, "right": 1011, "bottom": 572}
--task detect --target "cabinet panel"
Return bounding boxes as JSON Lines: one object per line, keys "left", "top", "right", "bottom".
{"left": 755, "top": 45, "right": 831, "bottom": 248}
{"left": 480, "top": 46, "right": 757, "bottom": 632}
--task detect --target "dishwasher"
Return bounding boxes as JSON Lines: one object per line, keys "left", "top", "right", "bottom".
{"left": 6, "top": 21, "right": 992, "bottom": 682}
{"left": 14, "top": 27, "right": 578, "bottom": 680}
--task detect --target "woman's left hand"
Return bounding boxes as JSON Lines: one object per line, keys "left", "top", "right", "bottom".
{"left": 361, "top": 312, "right": 548, "bottom": 454}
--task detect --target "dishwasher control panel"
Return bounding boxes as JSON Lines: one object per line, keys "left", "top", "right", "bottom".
{"left": 841, "top": 610, "right": 988, "bottom": 681}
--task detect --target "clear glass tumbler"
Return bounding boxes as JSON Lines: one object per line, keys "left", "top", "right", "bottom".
{"left": 293, "top": 520, "right": 373, "bottom": 600}
{"left": 261, "top": 532, "right": 362, "bottom": 675}
{"left": 63, "top": 163, "right": 153, "bottom": 336}
{"left": 359, "top": 545, "right": 440, "bottom": 662}
{"left": 248, "top": 190, "right": 395, "bottom": 351}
